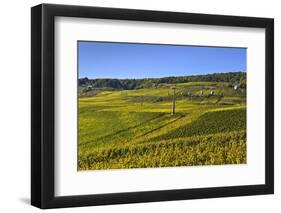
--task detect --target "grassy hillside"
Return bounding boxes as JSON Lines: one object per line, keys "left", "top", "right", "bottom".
{"left": 78, "top": 80, "right": 246, "bottom": 170}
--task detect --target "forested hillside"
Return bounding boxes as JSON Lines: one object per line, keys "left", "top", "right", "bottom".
{"left": 79, "top": 72, "right": 246, "bottom": 91}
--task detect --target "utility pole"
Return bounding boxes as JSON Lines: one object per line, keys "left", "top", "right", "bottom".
{"left": 171, "top": 86, "right": 176, "bottom": 115}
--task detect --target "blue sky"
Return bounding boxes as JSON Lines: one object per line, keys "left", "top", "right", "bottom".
{"left": 78, "top": 41, "right": 246, "bottom": 79}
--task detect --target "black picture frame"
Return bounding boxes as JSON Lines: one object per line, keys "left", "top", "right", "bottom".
{"left": 31, "top": 3, "right": 274, "bottom": 209}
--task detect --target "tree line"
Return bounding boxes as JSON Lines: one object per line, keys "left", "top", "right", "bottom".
{"left": 79, "top": 72, "right": 246, "bottom": 90}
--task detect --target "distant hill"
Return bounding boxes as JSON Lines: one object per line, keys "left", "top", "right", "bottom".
{"left": 79, "top": 72, "right": 246, "bottom": 90}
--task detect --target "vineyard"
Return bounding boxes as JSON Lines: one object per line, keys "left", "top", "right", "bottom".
{"left": 78, "top": 80, "right": 246, "bottom": 170}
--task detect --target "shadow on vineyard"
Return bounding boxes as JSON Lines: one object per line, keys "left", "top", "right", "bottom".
{"left": 150, "top": 109, "right": 246, "bottom": 142}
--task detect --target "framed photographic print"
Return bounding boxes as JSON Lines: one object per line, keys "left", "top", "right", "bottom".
{"left": 31, "top": 3, "right": 274, "bottom": 209}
